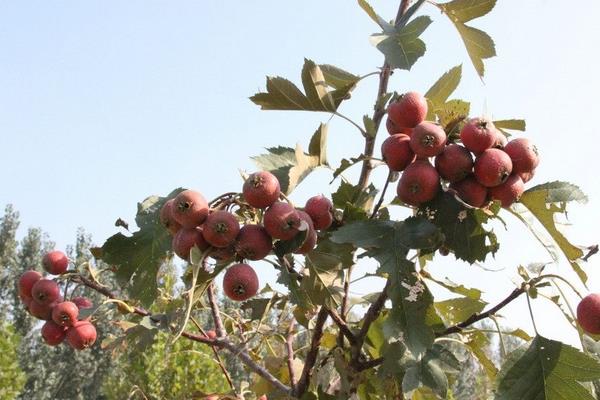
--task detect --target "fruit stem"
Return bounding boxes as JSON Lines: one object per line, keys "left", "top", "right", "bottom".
{"left": 525, "top": 292, "right": 539, "bottom": 335}
{"left": 370, "top": 169, "right": 393, "bottom": 219}
{"left": 333, "top": 111, "right": 367, "bottom": 137}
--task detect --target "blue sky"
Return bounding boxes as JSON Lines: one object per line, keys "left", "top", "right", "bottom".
{"left": 1, "top": 0, "right": 599, "bottom": 346}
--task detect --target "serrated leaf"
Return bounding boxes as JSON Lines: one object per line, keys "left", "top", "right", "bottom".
{"left": 250, "top": 59, "right": 357, "bottom": 112}
{"left": 319, "top": 64, "right": 360, "bottom": 89}
{"left": 331, "top": 156, "right": 366, "bottom": 182}
{"left": 94, "top": 189, "right": 183, "bottom": 307}
{"left": 466, "top": 330, "right": 498, "bottom": 379}
{"left": 371, "top": 16, "right": 432, "bottom": 71}
{"left": 357, "top": 0, "right": 394, "bottom": 31}
{"left": 303, "top": 254, "right": 345, "bottom": 309}
{"left": 252, "top": 124, "right": 328, "bottom": 195}
{"left": 439, "top": 0, "right": 497, "bottom": 78}
{"left": 514, "top": 181, "right": 589, "bottom": 283}
{"left": 435, "top": 99, "right": 470, "bottom": 129}
{"left": 494, "top": 119, "right": 526, "bottom": 132}
{"left": 496, "top": 335, "right": 600, "bottom": 400}
{"left": 418, "top": 191, "right": 499, "bottom": 263}
{"left": 425, "top": 65, "right": 462, "bottom": 107}
{"left": 434, "top": 297, "right": 487, "bottom": 326}
{"left": 421, "top": 271, "right": 481, "bottom": 300}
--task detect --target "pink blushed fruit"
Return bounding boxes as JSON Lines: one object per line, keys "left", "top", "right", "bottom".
{"left": 172, "top": 227, "right": 209, "bottom": 260}
{"left": 18, "top": 270, "right": 42, "bottom": 300}
{"left": 31, "top": 279, "right": 61, "bottom": 306}
{"left": 577, "top": 293, "right": 600, "bottom": 335}
{"left": 504, "top": 137, "right": 539, "bottom": 174}
{"left": 397, "top": 161, "right": 440, "bottom": 206}
{"left": 382, "top": 134, "right": 415, "bottom": 172}
{"left": 223, "top": 263, "right": 259, "bottom": 302}
{"left": 387, "top": 92, "right": 428, "bottom": 130}
{"left": 489, "top": 174, "right": 525, "bottom": 208}
{"left": 434, "top": 144, "right": 473, "bottom": 183}
{"left": 235, "top": 224, "right": 272, "bottom": 261}
{"left": 172, "top": 190, "right": 209, "bottom": 228}
{"left": 243, "top": 171, "right": 281, "bottom": 209}
{"left": 41, "top": 321, "right": 67, "bottom": 346}
{"left": 410, "top": 122, "right": 447, "bottom": 157}
{"left": 202, "top": 211, "right": 240, "bottom": 248}
{"left": 66, "top": 320, "right": 98, "bottom": 350}
{"left": 263, "top": 202, "right": 301, "bottom": 240}
{"left": 52, "top": 301, "right": 80, "bottom": 327}
{"left": 450, "top": 176, "right": 488, "bottom": 208}
{"left": 42, "top": 250, "right": 69, "bottom": 275}
{"left": 160, "top": 199, "right": 182, "bottom": 235}
{"left": 474, "top": 148, "right": 513, "bottom": 188}
{"left": 304, "top": 195, "right": 334, "bottom": 230}
{"left": 460, "top": 118, "right": 497, "bottom": 154}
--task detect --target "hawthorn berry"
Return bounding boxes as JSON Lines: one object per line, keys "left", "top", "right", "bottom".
{"left": 172, "top": 190, "right": 209, "bottom": 228}
{"left": 160, "top": 198, "right": 182, "bottom": 235}
{"left": 29, "top": 300, "right": 57, "bottom": 320}
{"left": 31, "top": 279, "right": 61, "bottom": 306}
{"left": 42, "top": 250, "right": 69, "bottom": 275}
{"left": 493, "top": 131, "right": 508, "bottom": 149}
{"left": 235, "top": 224, "right": 272, "bottom": 261}
{"left": 489, "top": 174, "right": 525, "bottom": 208}
{"left": 41, "top": 320, "right": 67, "bottom": 346}
{"left": 460, "top": 118, "right": 497, "bottom": 154}
{"left": 52, "top": 301, "right": 79, "bottom": 327}
{"left": 243, "top": 171, "right": 281, "bottom": 209}
{"left": 18, "top": 270, "right": 42, "bottom": 300}
{"left": 263, "top": 202, "right": 301, "bottom": 240}
{"left": 202, "top": 211, "right": 240, "bottom": 248}
{"left": 504, "top": 137, "right": 539, "bottom": 174}
{"left": 304, "top": 195, "right": 334, "bottom": 230}
{"left": 450, "top": 176, "right": 488, "bottom": 208}
{"left": 72, "top": 296, "right": 93, "bottom": 310}
{"left": 294, "top": 210, "right": 317, "bottom": 254}
{"left": 381, "top": 134, "right": 415, "bottom": 172}
{"left": 387, "top": 92, "right": 428, "bottom": 130}
{"left": 473, "top": 148, "right": 513, "bottom": 187}
{"left": 434, "top": 144, "right": 473, "bottom": 183}
{"left": 397, "top": 160, "right": 440, "bottom": 206}
{"left": 172, "top": 226, "right": 209, "bottom": 260}
{"left": 66, "top": 320, "right": 97, "bottom": 350}
{"left": 210, "top": 246, "right": 236, "bottom": 263}
{"left": 577, "top": 294, "right": 600, "bottom": 335}
{"left": 223, "top": 263, "right": 259, "bottom": 302}
{"left": 519, "top": 169, "right": 535, "bottom": 183}
{"left": 410, "top": 122, "right": 447, "bottom": 157}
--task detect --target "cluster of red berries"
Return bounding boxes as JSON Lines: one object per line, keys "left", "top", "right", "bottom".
{"left": 160, "top": 172, "right": 334, "bottom": 302}
{"left": 384, "top": 92, "right": 539, "bottom": 208}
{"left": 17, "top": 250, "right": 97, "bottom": 350}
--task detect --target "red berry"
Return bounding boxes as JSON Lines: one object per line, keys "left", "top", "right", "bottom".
{"left": 42, "top": 250, "right": 69, "bottom": 275}
{"left": 387, "top": 92, "right": 428, "bottom": 130}
{"left": 172, "top": 227, "right": 209, "bottom": 260}
{"left": 381, "top": 134, "right": 415, "bottom": 172}
{"left": 172, "top": 190, "right": 209, "bottom": 229}
{"left": 410, "top": 122, "right": 447, "bottom": 157}
{"left": 52, "top": 301, "right": 79, "bottom": 327}
{"left": 209, "top": 246, "right": 236, "bottom": 263}
{"left": 397, "top": 161, "right": 440, "bottom": 206}
{"left": 223, "top": 263, "right": 259, "bottom": 302}
{"left": 243, "top": 171, "right": 281, "bottom": 209}
{"left": 385, "top": 117, "right": 402, "bottom": 135}
{"left": 72, "top": 296, "right": 93, "bottom": 310}
{"left": 31, "top": 279, "right": 61, "bottom": 306}
{"left": 519, "top": 169, "right": 535, "bottom": 183}
{"left": 304, "top": 195, "right": 334, "bottom": 230}
{"left": 41, "top": 321, "right": 67, "bottom": 346}
{"left": 160, "top": 199, "right": 182, "bottom": 235}
{"left": 474, "top": 148, "right": 513, "bottom": 187}
{"left": 460, "top": 118, "right": 497, "bottom": 154}
{"left": 493, "top": 131, "right": 508, "bottom": 149}
{"left": 66, "top": 320, "right": 97, "bottom": 350}
{"left": 294, "top": 211, "right": 317, "bottom": 254}
{"left": 577, "top": 294, "right": 600, "bottom": 335}
{"left": 235, "top": 224, "right": 272, "bottom": 261}
{"left": 263, "top": 202, "right": 301, "bottom": 240}
{"left": 18, "top": 270, "right": 42, "bottom": 300}
{"left": 450, "top": 176, "right": 488, "bottom": 208}
{"left": 504, "top": 138, "right": 539, "bottom": 174}
{"left": 29, "top": 300, "right": 57, "bottom": 320}
{"left": 489, "top": 174, "right": 525, "bottom": 208}
{"left": 434, "top": 144, "right": 473, "bottom": 183}
{"left": 202, "top": 211, "right": 240, "bottom": 248}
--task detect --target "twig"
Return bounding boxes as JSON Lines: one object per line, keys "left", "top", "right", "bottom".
{"left": 370, "top": 169, "right": 393, "bottom": 218}
{"left": 207, "top": 281, "right": 226, "bottom": 337}
{"left": 333, "top": 111, "right": 367, "bottom": 137}
{"left": 286, "top": 318, "right": 297, "bottom": 390}
{"left": 582, "top": 244, "right": 599, "bottom": 261}
{"left": 327, "top": 307, "right": 358, "bottom": 345}
{"left": 357, "top": 281, "right": 390, "bottom": 343}
{"left": 294, "top": 307, "right": 329, "bottom": 397}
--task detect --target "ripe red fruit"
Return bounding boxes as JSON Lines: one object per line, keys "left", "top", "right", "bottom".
{"left": 304, "top": 195, "right": 334, "bottom": 230}
{"left": 243, "top": 171, "right": 281, "bottom": 209}
{"left": 160, "top": 199, "right": 182, "bottom": 235}
{"left": 263, "top": 202, "right": 301, "bottom": 240}
{"left": 52, "top": 301, "right": 79, "bottom": 327}
{"left": 223, "top": 263, "right": 259, "bottom": 302}
{"left": 434, "top": 144, "right": 473, "bottom": 183}
{"left": 202, "top": 211, "right": 240, "bottom": 248}
{"left": 66, "top": 320, "right": 97, "bottom": 350}
{"left": 473, "top": 148, "right": 513, "bottom": 187}
{"left": 410, "top": 122, "right": 446, "bottom": 157}
{"left": 381, "top": 134, "right": 415, "bottom": 172}
{"left": 172, "top": 227, "right": 209, "bottom": 260}
{"left": 29, "top": 300, "right": 57, "bottom": 320}
{"left": 31, "top": 279, "right": 61, "bottom": 306}
{"left": 387, "top": 92, "right": 428, "bottom": 130}
{"left": 489, "top": 174, "right": 525, "bottom": 208}
{"left": 450, "top": 176, "right": 488, "bottom": 208}
{"left": 493, "top": 131, "right": 508, "bottom": 149}
{"left": 235, "top": 224, "right": 272, "bottom": 261}
{"left": 41, "top": 321, "right": 67, "bottom": 346}
{"left": 172, "top": 190, "right": 209, "bottom": 228}
{"left": 18, "top": 270, "right": 42, "bottom": 299}
{"left": 504, "top": 138, "right": 539, "bottom": 174}
{"left": 42, "top": 250, "right": 69, "bottom": 275}
{"left": 210, "top": 246, "right": 236, "bottom": 263}
{"left": 397, "top": 161, "right": 440, "bottom": 206}
{"left": 294, "top": 211, "right": 317, "bottom": 254}
{"left": 460, "top": 118, "right": 497, "bottom": 154}
{"left": 577, "top": 293, "right": 600, "bottom": 335}
{"left": 519, "top": 169, "right": 535, "bottom": 183}
{"left": 72, "top": 296, "right": 93, "bottom": 310}
{"left": 386, "top": 117, "right": 402, "bottom": 135}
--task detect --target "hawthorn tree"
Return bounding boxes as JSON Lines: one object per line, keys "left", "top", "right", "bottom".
{"left": 14, "top": 1, "right": 600, "bottom": 399}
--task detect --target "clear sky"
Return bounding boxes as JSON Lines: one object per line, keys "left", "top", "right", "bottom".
{"left": 1, "top": 0, "right": 599, "bottom": 346}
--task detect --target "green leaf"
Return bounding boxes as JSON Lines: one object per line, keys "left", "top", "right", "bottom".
{"left": 494, "top": 119, "right": 526, "bottom": 132}
{"left": 331, "top": 156, "right": 366, "bottom": 182}
{"left": 331, "top": 181, "right": 378, "bottom": 222}
{"left": 93, "top": 189, "right": 183, "bottom": 307}
{"left": 466, "top": 330, "right": 497, "bottom": 379}
{"left": 250, "top": 59, "right": 357, "bottom": 112}
{"left": 421, "top": 271, "right": 482, "bottom": 300}
{"left": 303, "top": 254, "right": 345, "bottom": 309}
{"left": 418, "top": 191, "right": 500, "bottom": 263}
{"left": 371, "top": 16, "right": 432, "bottom": 71}
{"left": 439, "top": 0, "right": 497, "bottom": 78}
{"left": 514, "top": 181, "right": 589, "bottom": 283}
{"left": 319, "top": 64, "right": 360, "bottom": 89}
{"left": 434, "top": 297, "right": 486, "bottom": 326}
{"left": 357, "top": 0, "right": 394, "bottom": 31}
{"left": 425, "top": 65, "right": 463, "bottom": 107}
{"left": 332, "top": 218, "right": 444, "bottom": 357}
{"left": 252, "top": 124, "right": 329, "bottom": 195}
{"left": 496, "top": 335, "right": 600, "bottom": 400}
{"left": 435, "top": 99, "right": 470, "bottom": 129}
{"left": 273, "top": 229, "right": 308, "bottom": 258}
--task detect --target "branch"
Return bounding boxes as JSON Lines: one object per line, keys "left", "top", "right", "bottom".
{"left": 286, "top": 318, "right": 297, "bottom": 391}
{"left": 294, "top": 307, "right": 329, "bottom": 397}
{"left": 582, "top": 244, "right": 599, "bottom": 261}
{"left": 207, "top": 281, "right": 226, "bottom": 337}
{"left": 327, "top": 307, "right": 357, "bottom": 345}
{"left": 357, "top": 281, "right": 389, "bottom": 342}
